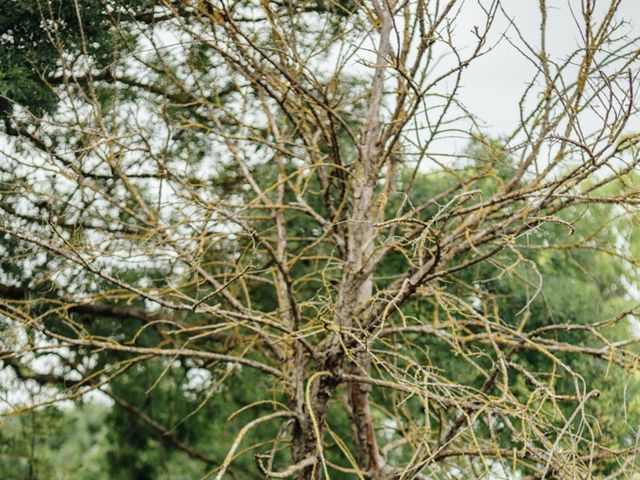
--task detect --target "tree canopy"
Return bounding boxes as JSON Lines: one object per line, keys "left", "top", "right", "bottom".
{"left": 1, "top": 1, "right": 640, "bottom": 479}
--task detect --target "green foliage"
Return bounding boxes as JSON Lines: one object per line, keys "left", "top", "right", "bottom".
{"left": 0, "top": 404, "right": 110, "bottom": 480}
{"left": 3, "top": 139, "right": 639, "bottom": 477}
{"left": 0, "top": 0, "right": 149, "bottom": 116}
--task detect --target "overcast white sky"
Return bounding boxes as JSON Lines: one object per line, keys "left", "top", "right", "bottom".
{"left": 457, "top": 0, "right": 640, "bottom": 135}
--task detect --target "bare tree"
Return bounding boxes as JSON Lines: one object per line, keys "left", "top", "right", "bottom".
{"left": 2, "top": 0, "right": 640, "bottom": 478}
